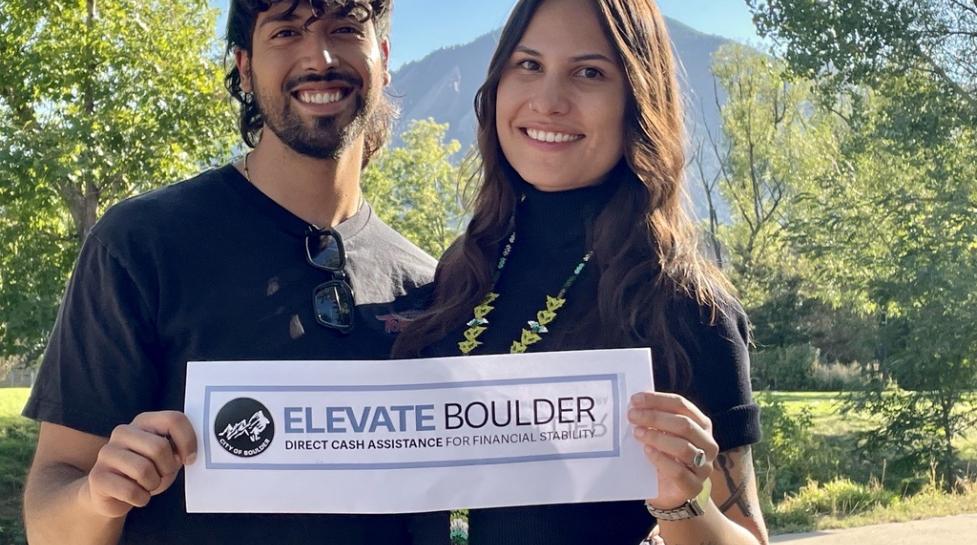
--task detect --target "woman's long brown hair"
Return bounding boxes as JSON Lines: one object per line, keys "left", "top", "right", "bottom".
{"left": 394, "top": 0, "right": 737, "bottom": 387}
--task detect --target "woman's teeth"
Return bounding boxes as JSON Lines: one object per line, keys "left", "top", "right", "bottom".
{"left": 298, "top": 90, "right": 344, "bottom": 105}
{"left": 526, "top": 128, "right": 583, "bottom": 143}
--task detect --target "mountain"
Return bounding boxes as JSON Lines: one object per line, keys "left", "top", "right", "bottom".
{"left": 389, "top": 18, "right": 733, "bottom": 219}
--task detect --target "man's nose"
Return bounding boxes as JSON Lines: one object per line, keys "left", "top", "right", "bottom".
{"left": 299, "top": 35, "right": 341, "bottom": 73}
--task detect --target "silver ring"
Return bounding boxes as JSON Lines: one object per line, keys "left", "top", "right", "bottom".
{"left": 691, "top": 447, "right": 707, "bottom": 469}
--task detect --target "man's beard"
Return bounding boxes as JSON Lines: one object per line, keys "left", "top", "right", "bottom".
{"left": 253, "top": 71, "right": 376, "bottom": 160}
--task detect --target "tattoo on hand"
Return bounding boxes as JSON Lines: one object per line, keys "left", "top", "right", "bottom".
{"left": 716, "top": 446, "right": 753, "bottom": 517}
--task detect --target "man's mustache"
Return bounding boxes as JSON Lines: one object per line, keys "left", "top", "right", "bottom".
{"left": 285, "top": 72, "right": 362, "bottom": 92}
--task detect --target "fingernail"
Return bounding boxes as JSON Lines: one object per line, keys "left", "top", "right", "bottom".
{"left": 634, "top": 427, "right": 646, "bottom": 439}
{"left": 628, "top": 408, "right": 638, "bottom": 421}
{"left": 185, "top": 453, "right": 197, "bottom": 465}
{"left": 630, "top": 393, "right": 642, "bottom": 404}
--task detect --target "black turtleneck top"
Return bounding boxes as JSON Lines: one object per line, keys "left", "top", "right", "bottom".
{"left": 426, "top": 178, "right": 760, "bottom": 545}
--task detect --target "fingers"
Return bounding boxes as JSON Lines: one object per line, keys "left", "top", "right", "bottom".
{"left": 131, "top": 411, "right": 198, "bottom": 465}
{"left": 97, "top": 441, "right": 166, "bottom": 493}
{"left": 631, "top": 392, "right": 711, "bottom": 431}
{"left": 85, "top": 411, "right": 197, "bottom": 518}
{"left": 644, "top": 445, "right": 705, "bottom": 507}
{"left": 628, "top": 407, "right": 718, "bottom": 462}
{"left": 629, "top": 392, "right": 718, "bottom": 510}
{"left": 87, "top": 468, "right": 152, "bottom": 518}
{"left": 633, "top": 426, "right": 713, "bottom": 479}
{"left": 108, "top": 425, "right": 181, "bottom": 479}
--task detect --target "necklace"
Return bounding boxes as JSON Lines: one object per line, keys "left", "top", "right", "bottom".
{"left": 458, "top": 230, "right": 594, "bottom": 355}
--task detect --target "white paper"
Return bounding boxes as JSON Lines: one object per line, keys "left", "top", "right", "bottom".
{"left": 184, "top": 348, "right": 657, "bottom": 513}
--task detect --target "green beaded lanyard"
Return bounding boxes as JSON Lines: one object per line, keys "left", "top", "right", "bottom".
{"left": 458, "top": 229, "right": 594, "bottom": 355}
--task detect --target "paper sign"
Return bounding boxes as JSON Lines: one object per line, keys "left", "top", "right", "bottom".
{"left": 184, "top": 348, "right": 656, "bottom": 513}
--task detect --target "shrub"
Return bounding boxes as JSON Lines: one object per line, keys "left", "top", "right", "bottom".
{"left": 753, "top": 394, "right": 843, "bottom": 502}
{"left": 751, "top": 344, "right": 819, "bottom": 391}
{"left": 779, "top": 478, "right": 895, "bottom": 517}
{"left": 752, "top": 344, "right": 871, "bottom": 391}
{"left": 810, "top": 361, "right": 871, "bottom": 391}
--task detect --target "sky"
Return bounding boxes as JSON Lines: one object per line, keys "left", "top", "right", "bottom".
{"left": 209, "top": 1, "right": 762, "bottom": 70}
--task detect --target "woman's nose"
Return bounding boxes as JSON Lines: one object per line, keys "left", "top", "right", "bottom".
{"left": 529, "top": 76, "right": 570, "bottom": 115}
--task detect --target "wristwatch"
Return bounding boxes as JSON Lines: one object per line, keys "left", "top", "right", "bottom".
{"left": 645, "top": 477, "right": 711, "bottom": 521}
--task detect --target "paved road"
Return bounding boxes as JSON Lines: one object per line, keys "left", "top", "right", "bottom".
{"left": 771, "top": 514, "right": 977, "bottom": 544}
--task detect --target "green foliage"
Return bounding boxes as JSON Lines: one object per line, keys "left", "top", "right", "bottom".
{"left": 752, "top": 345, "right": 820, "bottom": 391}
{"left": 0, "top": 0, "right": 237, "bottom": 361}
{"left": 783, "top": 478, "right": 896, "bottom": 517}
{"left": 0, "top": 389, "right": 34, "bottom": 545}
{"left": 708, "top": 44, "right": 869, "bottom": 358}
{"left": 747, "top": 0, "right": 977, "bottom": 123}
{"left": 710, "top": 44, "right": 830, "bottom": 297}
{"left": 767, "top": 478, "right": 895, "bottom": 531}
{"left": 362, "top": 119, "right": 464, "bottom": 258}
{"left": 754, "top": 394, "right": 840, "bottom": 502}
{"left": 753, "top": 345, "right": 872, "bottom": 391}
{"left": 808, "top": 362, "right": 871, "bottom": 392}
{"left": 714, "top": 9, "right": 977, "bottom": 486}
{"left": 788, "top": 76, "right": 977, "bottom": 487}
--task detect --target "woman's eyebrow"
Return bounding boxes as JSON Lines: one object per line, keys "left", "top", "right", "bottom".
{"left": 514, "top": 46, "right": 615, "bottom": 64}
{"left": 570, "top": 53, "right": 615, "bottom": 64}
{"left": 514, "top": 45, "right": 542, "bottom": 57}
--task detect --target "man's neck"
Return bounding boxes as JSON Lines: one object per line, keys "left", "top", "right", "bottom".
{"left": 240, "top": 132, "right": 364, "bottom": 229}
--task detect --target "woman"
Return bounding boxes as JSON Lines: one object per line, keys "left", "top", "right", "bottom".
{"left": 395, "top": 0, "right": 768, "bottom": 543}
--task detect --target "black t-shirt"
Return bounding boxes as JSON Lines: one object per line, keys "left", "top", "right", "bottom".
{"left": 24, "top": 165, "right": 444, "bottom": 544}
{"left": 425, "top": 179, "right": 761, "bottom": 545}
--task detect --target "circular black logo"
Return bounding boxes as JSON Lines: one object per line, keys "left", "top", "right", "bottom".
{"left": 214, "top": 397, "right": 274, "bottom": 458}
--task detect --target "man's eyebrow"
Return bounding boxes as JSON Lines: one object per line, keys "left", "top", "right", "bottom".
{"left": 258, "top": 10, "right": 301, "bottom": 29}
{"left": 513, "top": 46, "right": 616, "bottom": 64}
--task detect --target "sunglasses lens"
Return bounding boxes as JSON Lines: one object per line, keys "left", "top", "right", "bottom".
{"left": 307, "top": 231, "right": 343, "bottom": 270}
{"left": 313, "top": 281, "right": 353, "bottom": 331}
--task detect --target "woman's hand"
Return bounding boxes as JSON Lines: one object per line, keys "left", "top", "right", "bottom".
{"left": 628, "top": 392, "right": 719, "bottom": 509}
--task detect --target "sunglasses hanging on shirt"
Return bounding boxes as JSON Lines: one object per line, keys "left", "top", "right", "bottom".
{"left": 305, "top": 227, "right": 355, "bottom": 333}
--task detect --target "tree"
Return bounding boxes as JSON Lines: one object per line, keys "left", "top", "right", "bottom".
{"left": 748, "top": 22, "right": 977, "bottom": 487}
{"left": 362, "top": 119, "right": 464, "bottom": 258}
{"left": 747, "top": 0, "right": 977, "bottom": 121}
{"left": 745, "top": 1, "right": 977, "bottom": 485}
{"left": 0, "top": 0, "right": 237, "bottom": 361}
{"left": 788, "top": 86, "right": 977, "bottom": 484}
{"left": 705, "top": 45, "right": 853, "bottom": 352}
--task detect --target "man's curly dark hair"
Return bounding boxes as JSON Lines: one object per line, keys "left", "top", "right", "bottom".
{"left": 225, "top": 0, "right": 394, "bottom": 165}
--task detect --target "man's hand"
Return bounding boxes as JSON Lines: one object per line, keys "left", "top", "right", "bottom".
{"left": 83, "top": 411, "right": 197, "bottom": 518}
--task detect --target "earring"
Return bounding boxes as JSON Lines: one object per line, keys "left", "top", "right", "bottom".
{"left": 244, "top": 91, "right": 255, "bottom": 105}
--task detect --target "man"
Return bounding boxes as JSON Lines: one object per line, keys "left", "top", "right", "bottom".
{"left": 22, "top": 1, "right": 441, "bottom": 543}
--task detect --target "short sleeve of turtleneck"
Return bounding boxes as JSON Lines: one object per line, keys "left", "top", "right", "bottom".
{"left": 667, "top": 298, "right": 761, "bottom": 452}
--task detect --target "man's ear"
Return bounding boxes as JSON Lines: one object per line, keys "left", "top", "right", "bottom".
{"left": 235, "top": 48, "right": 253, "bottom": 93}
{"left": 380, "top": 38, "right": 391, "bottom": 86}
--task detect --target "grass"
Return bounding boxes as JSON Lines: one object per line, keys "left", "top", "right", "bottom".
{"left": 767, "top": 477, "right": 977, "bottom": 534}
{"left": 762, "top": 391, "right": 977, "bottom": 464}
{"left": 0, "top": 388, "right": 35, "bottom": 545}
{"left": 762, "top": 391, "right": 877, "bottom": 433}
{"left": 758, "top": 390, "right": 977, "bottom": 534}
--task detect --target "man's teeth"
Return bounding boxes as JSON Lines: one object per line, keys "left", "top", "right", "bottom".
{"left": 298, "top": 90, "right": 344, "bottom": 104}
{"left": 526, "top": 128, "right": 583, "bottom": 143}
